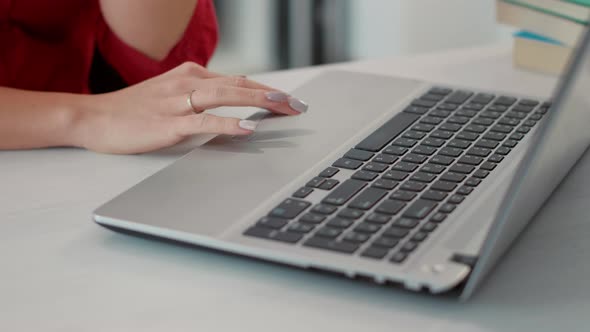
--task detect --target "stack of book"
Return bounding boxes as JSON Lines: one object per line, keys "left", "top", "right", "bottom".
{"left": 496, "top": 0, "right": 589, "bottom": 75}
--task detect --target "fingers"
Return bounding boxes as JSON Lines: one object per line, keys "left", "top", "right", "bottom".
{"left": 174, "top": 113, "right": 257, "bottom": 136}
{"left": 205, "top": 76, "right": 276, "bottom": 91}
{"left": 188, "top": 86, "right": 307, "bottom": 115}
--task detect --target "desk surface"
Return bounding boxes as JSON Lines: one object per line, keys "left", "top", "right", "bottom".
{"left": 2, "top": 43, "right": 590, "bottom": 332}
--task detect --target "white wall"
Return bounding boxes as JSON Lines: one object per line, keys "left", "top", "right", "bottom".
{"left": 348, "top": 0, "right": 515, "bottom": 59}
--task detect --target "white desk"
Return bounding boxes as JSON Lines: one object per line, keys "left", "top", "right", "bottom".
{"left": 2, "top": 43, "right": 589, "bottom": 332}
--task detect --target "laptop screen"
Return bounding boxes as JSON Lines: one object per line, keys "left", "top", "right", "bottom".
{"left": 462, "top": 25, "right": 590, "bottom": 300}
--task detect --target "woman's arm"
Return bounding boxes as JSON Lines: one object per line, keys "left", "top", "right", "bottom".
{"left": 99, "top": 0, "right": 200, "bottom": 60}
{"left": 0, "top": 62, "right": 307, "bottom": 154}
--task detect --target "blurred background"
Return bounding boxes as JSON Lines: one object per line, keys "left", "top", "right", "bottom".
{"left": 208, "top": 0, "right": 514, "bottom": 74}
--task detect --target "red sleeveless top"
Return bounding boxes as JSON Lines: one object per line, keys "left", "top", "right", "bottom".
{"left": 0, "top": 0, "right": 218, "bottom": 93}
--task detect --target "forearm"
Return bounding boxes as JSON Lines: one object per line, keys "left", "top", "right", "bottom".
{"left": 99, "top": 0, "right": 199, "bottom": 61}
{"left": 0, "top": 87, "right": 85, "bottom": 150}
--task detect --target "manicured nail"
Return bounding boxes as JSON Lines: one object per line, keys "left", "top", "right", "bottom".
{"left": 239, "top": 120, "right": 258, "bottom": 131}
{"left": 265, "top": 91, "right": 289, "bottom": 102}
{"left": 288, "top": 97, "right": 308, "bottom": 113}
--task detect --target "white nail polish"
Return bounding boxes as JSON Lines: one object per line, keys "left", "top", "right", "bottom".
{"left": 239, "top": 120, "right": 258, "bottom": 131}
{"left": 288, "top": 97, "right": 309, "bottom": 113}
{"left": 265, "top": 91, "right": 289, "bottom": 102}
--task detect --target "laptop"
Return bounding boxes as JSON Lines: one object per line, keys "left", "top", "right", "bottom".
{"left": 93, "top": 26, "right": 590, "bottom": 300}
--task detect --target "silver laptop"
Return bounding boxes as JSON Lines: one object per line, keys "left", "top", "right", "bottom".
{"left": 94, "top": 26, "right": 590, "bottom": 300}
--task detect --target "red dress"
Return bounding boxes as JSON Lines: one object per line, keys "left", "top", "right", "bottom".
{"left": 0, "top": 0, "right": 218, "bottom": 93}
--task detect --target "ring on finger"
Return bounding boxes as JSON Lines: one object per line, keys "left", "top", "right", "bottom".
{"left": 187, "top": 89, "right": 199, "bottom": 113}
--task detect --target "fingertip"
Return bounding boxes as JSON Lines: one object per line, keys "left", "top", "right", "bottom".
{"left": 238, "top": 120, "right": 258, "bottom": 131}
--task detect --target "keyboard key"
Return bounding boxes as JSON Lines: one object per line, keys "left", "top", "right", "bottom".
{"left": 372, "top": 179, "right": 398, "bottom": 190}
{"left": 413, "top": 145, "right": 437, "bottom": 156}
{"left": 439, "top": 204, "right": 456, "bottom": 213}
{"left": 439, "top": 147, "right": 463, "bottom": 157}
{"left": 473, "top": 169, "right": 490, "bottom": 179}
{"left": 475, "top": 139, "right": 499, "bottom": 149}
{"left": 412, "top": 123, "right": 436, "bottom": 132}
{"left": 421, "top": 163, "right": 446, "bottom": 174}
{"left": 450, "top": 164, "right": 475, "bottom": 174}
{"left": 420, "top": 116, "right": 443, "bottom": 125}
{"left": 390, "top": 252, "right": 408, "bottom": 263}
{"left": 513, "top": 105, "right": 534, "bottom": 113}
{"left": 456, "top": 131, "right": 479, "bottom": 141}
{"left": 376, "top": 199, "right": 406, "bottom": 215}
{"left": 312, "top": 204, "right": 337, "bottom": 215}
{"left": 306, "top": 177, "right": 325, "bottom": 188}
{"left": 361, "top": 246, "right": 389, "bottom": 259}
{"left": 300, "top": 213, "right": 327, "bottom": 224}
{"left": 316, "top": 227, "right": 342, "bottom": 239}
{"left": 288, "top": 223, "right": 315, "bottom": 234}
{"left": 411, "top": 232, "right": 428, "bottom": 242}
{"left": 326, "top": 218, "right": 354, "bottom": 228}
{"left": 445, "top": 90, "right": 473, "bottom": 104}
{"left": 352, "top": 170, "right": 379, "bottom": 182}
{"left": 304, "top": 237, "right": 359, "bottom": 254}
{"left": 366, "top": 213, "right": 392, "bottom": 224}
{"left": 472, "top": 117, "right": 494, "bottom": 126}
{"left": 438, "top": 103, "right": 458, "bottom": 111}
{"left": 422, "top": 137, "right": 446, "bottom": 148}
{"left": 345, "top": 149, "right": 374, "bottom": 162}
{"left": 244, "top": 227, "right": 303, "bottom": 243}
{"left": 392, "top": 138, "right": 418, "bottom": 148}
{"left": 421, "top": 222, "right": 438, "bottom": 232}
{"left": 403, "top": 199, "right": 437, "bottom": 219}
{"left": 447, "top": 139, "right": 471, "bottom": 149}
{"left": 459, "top": 155, "right": 484, "bottom": 166}
{"left": 373, "top": 237, "right": 400, "bottom": 248}
{"left": 464, "top": 124, "right": 487, "bottom": 133}
{"left": 384, "top": 146, "right": 408, "bottom": 156}
{"left": 373, "top": 154, "right": 398, "bottom": 165}
{"left": 496, "top": 146, "right": 511, "bottom": 155}
{"left": 491, "top": 125, "right": 514, "bottom": 134}
{"left": 471, "top": 93, "right": 495, "bottom": 104}
{"left": 467, "top": 147, "right": 492, "bottom": 158}
{"left": 383, "top": 170, "right": 409, "bottom": 181}
{"left": 392, "top": 162, "right": 419, "bottom": 172}
{"left": 498, "top": 117, "right": 520, "bottom": 126}
{"left": 488, "top": 154, "right": 504, "bottom": 163}
{"left": 401, "top": 181, "right": 427, "bottom": 192}
{"left": 448, "top": 194, "right": 466, "bottom": 204}
{"left": 520, "top": 99, "right": 539, "bottom": 106}
{"left": 319, "top": 167, "right": 339, "bottom": 178}
{"left": 319, "top": 179, "right": 340, "bottom": 190}
{"left": 505, "top": 111, "right": 527, "bottom": 120}
{"left": 431, "top": 130, "right": 453, "bottom": 139}
{"left": 401, "top": 241, "right": 419, "bottom": 252}
{"left": 502, "top": 140, "right": 517, "bottom": 149}
{"left": 430, "top": 155, "right": 455, "bottom": 166}
{"left": 429, "top": 87, "right": 453, "bottom": 95}
{"left": 343, "top": 232, "right": 371, "bottom": 243}
{"left": 390, "top": 190, "right": 417, "bottom": 201}
{"left": 356, "top": 112, "right": 420, "bottom": 152}
{"left": 403, "top": 130, "right": 427, "bottom": 140}
{"left": 431, "top": 181, "right": 457, "bottom": 192}
{"left": 333, "top": 158, "right": 363, "bottom": 170}
{"left": 465, "top": 177, "right": 482, "bottom": 187}
{"left": 422, "top": 190, "right": 448, "bottom": 202}
{"left": 457, "top": 186, "right": 473, "bottom": 196}
{"left": 440, "top": 172, "right": 466, "bottom": 183}
{"left": 439, "top": 123, "right": 462, "bottom": 132}
{"left": 430, "top": 109, "right": 452, "bottom": 118}
{"left": 518, "top": 126, "right": 531, "bottom": 134}
{"left": 455, "top": 109, "right": 478, "bottom": 118}
{"left": 483, "top": 132, "right": 506, "bottom": 141}
{"left": 338, "top": 208, "right": 364, "bottom": 220}
{"left": 393, "top": 218, "right": 420, "bottom": 228}
{"left": 494, "top": 96, "right": 517, "bottom": 106}
{"left": 293, "top": 187, "right": 314, "bottom": 198}
{"left": 354, "top": 222, "right": 381, "bottom": 234}
{"left": 383, "top": 227, "right": 410, "bottom": 238}
{"left": 480, "top": 161, "right": 497, "bottom": 171}
{"left": 363, "top": 162, "right": 389, "bottom": 173}
{"left": 257, "top": 217, "right": 289, "bottom": 229}
{"left": 323, "top": 179, "right": 367, "bottom": 206}
{"left": 430, "top": 212, "right": 447, "bottom": 223}
{"left": 403, "top": 106, "right": 429, "bottom": 115}
{"left": 349, "top": 187, "right": 388, "bottom": 210}
{"left": 447, "top": 116, "right": 470, "bottom": 125}
{"left": 403, "top": 153, "right": 428, "bottom": 164}
{"left": 270, "top": 199, "right": 311, "bottom": 219}
{"left": 411, "top": 172, "right": 437, "bottom": 183}
{"left": 480, "top": 111, "right": 502, "bottom": 119}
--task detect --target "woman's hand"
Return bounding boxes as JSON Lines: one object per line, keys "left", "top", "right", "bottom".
{"left": 73, "top": 62, "right": 308, "bottom": 154}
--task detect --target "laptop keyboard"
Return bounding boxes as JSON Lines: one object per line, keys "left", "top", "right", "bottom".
{"left": 244, "top": 87, "right": 550, "bottom": 264}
